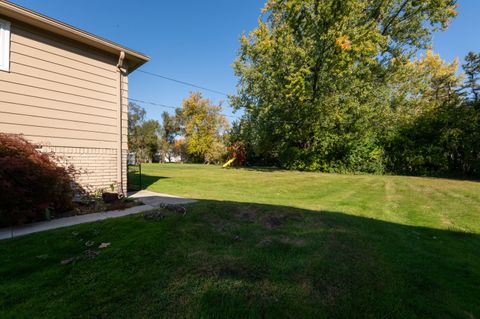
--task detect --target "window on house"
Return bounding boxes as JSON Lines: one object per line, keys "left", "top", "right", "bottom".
{"left": 0, "top": 18, "right": 11, "bottom": 72}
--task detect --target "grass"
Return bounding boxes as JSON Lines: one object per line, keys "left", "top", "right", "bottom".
{"left": 1, "top": 164, "right": 480, "bottom": 318}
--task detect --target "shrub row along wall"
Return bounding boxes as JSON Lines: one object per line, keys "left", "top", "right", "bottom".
{"left": 0, "top": 134, "right": 76, "bottom": 226}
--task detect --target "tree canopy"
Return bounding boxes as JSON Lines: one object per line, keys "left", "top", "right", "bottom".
{"left": 462, "top": 52, "right": 480, "bottom": 108}
{"left": 128, "top": 94, "right": 230, "bottom": 165}
{"left": 177, "top": 92, "right": 230, "bottom": 164}
{"left": 231, "top": 0, "right": 480, "bottom": 177}
{"left": 128, "top": 103, "right": 161, "bottom": 163}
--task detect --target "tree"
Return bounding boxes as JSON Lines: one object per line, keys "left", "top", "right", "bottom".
{"left": 383, "top": 52, "right": 465, "bottom": 174}
{"left": 385, "top": 50, "right": 462, "bottom": 125}
{"left": 128, "top": 102, "right": 161, "bottom": 163}
{"left": 173, "top": 138, "right": 188, "bottom": 162}
{"left": 462, "top": 52, "right": 480, "bottom": 108}
{"left": 226, "top": 141, "right": 247, "bottom": 167}
{"left": 177, "top": 92, "right": 229, "bottom": 164}
{"left": 136, "top": 120, "right": 161, "bottom": 163}
{"left": 232, "top": 0, "right": 458, "bottom": 172}
{"left": 380, "top": 50, "right": 480, "bottom": 177}
{"left": 128, "top": 102, "right": 146, "bottom": 152}
{"left": 159, "top": 112, "right": 180, "bottom": 162}
{"left": 160, "top": 111, "right": 180, "bottom": 145}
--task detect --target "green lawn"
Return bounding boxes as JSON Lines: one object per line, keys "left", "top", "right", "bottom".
{"left": 1, "top": 164, "right": 480, "bottom": 318}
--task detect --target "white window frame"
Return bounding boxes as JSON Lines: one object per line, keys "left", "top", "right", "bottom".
{"left": 0, "top": 18, "right": 11, "bottom": 72}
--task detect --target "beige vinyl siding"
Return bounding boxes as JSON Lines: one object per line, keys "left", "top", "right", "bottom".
{"left": 10, "top": 42, "right": 116, "bottom": 78}
{"left": 10, "top": 52, "right": 117, "bottom": 87}
{"left": 0, "top": 71, "right": 117, "bottom": 102}
{"left": 0, "top": 91, "right": 117, "bottom": 118}
{"left": 10, "top": 62, "right": 115, "bottom": 93}
{"left": 11, "top": 24, "right": 118, "bottom": 71}
{"left": 0, "top": 19, "right": 129, "bottom": 192}
{"left": 0, "top": 21, "right": 120, "bottom": 149}
{"left": 0, "top": 111, "right": 117, "bottom": 134}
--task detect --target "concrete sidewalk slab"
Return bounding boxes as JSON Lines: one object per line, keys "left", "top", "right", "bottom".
{"left": 0, "top": 205, "right": 154, "bottom": 240}
{"left": 128, "top": 190, "right": 197, "bottom": 207}
{"left": 0, "top": 191, "right": 195, "bottom": 240}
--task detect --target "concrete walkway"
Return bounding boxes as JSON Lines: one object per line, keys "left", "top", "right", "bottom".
{"left": 0, "top": 191, "right": 196, "bottom": 240}
{"left": 128, "top": 190, "right": 197, "bottom": 206}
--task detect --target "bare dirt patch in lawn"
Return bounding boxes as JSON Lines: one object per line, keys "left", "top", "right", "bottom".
{"left": 232, "top": 205, "right": 305, "bottom": 229}
{"left": 256, "top": 235, "right": 307, "bottom": 248}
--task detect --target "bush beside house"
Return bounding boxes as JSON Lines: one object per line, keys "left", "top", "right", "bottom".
{"left": 0, "top": 134, "right": 76, "bottom": 226}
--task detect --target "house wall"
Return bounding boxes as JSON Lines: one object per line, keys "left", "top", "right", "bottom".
{"left": 0, "top": 19, "right": 129, "bottom": 194}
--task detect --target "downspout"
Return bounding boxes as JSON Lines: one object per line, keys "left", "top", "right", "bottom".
{"left": 116, "top": 51, "right": 126, "bottom": 195}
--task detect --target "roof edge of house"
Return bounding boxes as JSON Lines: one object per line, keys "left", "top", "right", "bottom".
{"left": 0, "top": 0, "right": 150, "bottom": 72}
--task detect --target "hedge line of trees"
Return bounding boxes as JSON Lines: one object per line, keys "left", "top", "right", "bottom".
{"left": 229, "top": 0, "right": 480, "bottom": 177}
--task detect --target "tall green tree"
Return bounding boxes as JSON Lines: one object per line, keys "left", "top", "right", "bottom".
{"left": 385, "top": 50, "right": 462, "bottom": 125}
{"left": 232, "top": 0, "right": 458, "bottom": 172}
{"left": 462, "top": 52, "right": 480, "bottom": 108}
{"left": 128, "top": 102, "right": 146, "bottom": 150}
{"left": 177, "top": 92, "right": 229, "bottom": 164}
{"left": 128, "top": 102, "right": 161, "bottom": 163}
{"left": 159, "top": 112, "right": 180, "bottom": 162}
{"left": 383, "top": 51, "right": 467, "bottom": 174}
{"left": 160, "top": 112, "right": 180, "bottom": 145}
{"left": 137, "top": 120, "right": 161, "bottom": 163}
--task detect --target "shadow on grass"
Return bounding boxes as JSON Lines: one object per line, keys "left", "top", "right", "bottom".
{"left": 127, "top": 173, "right": 169, "bottom": 191}
{"left": 0, "top": 199, "right": 479, "bottom": 318}
{"left": 187, "top": 199, "right": 479, "bottom": 318}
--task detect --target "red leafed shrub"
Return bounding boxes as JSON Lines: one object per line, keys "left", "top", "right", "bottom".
{"left": 226, "top": 141, "right": 247, "bottom": 167}
{"left": 0, "top": 134, "right": 76, "bottom": 226}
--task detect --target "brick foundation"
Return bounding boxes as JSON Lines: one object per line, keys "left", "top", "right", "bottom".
{"left": 44, "top": 146, "right": 126, "bottom": 194}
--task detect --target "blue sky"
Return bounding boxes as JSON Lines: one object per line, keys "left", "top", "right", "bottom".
{"left": 9, "top": 0, "right": 480, "bottom": 123}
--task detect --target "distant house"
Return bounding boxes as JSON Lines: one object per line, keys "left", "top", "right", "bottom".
{"left": 0, "top": 1, "right": 149, "bottom": 194}
{"left": 153, "top": 151, "right": 182, "bottom": 163}
{"left": 164, "top": 154, "right": 182, "bottom": 163}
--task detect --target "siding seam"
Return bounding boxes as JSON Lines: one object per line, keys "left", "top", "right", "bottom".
{"left": 11, "top": 69, "right": 117, "bottom": 96}
{"left": 0, "top": 110, "right": 117, "bottom": 128}
{"left": 11, "top": 60, "right": 116, "bottom": 88}
{"left": 0, "top": 78, "right": 116, "bottom": 104}
{"left": 0, "top": 121, "right": 118, "bottom": 136}
{"left": 10, "top": 40, "right": 117, "bottom": 73}
{"left": 10, "top": 50, "right": 116, "bottom": 81}
{"left": 0, "top": 89, "right": 117, "bottom": 112}
{"left": 15, "top": 134, "right": 116, "bottom": 143}
{"left": 0, "top": 100, "right": 117, "bottom": 120}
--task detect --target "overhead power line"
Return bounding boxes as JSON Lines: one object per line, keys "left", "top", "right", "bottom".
{"left": 128, "top": 97, "right": 241, "bottom": 120}
{"left": 137, "top": 70, "right": 230, "bottom": 97}
{"left": 128, "top": 97, "right": 176, "bottom": 110}
{"left": 128, "top": 98, "right": 301, "bottom": 124}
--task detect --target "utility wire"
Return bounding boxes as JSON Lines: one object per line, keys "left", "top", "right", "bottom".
{"left": 129, "top": 97, "right": 176, "bottom": 110}
{"left": 137, "top": 70, "right": 230, "bottom": 97}
{"left": 128, "top": 97, "right": 300, "bottom": 124}
{"left": 128, "top": 97, "right": 241, "bottom": 120}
